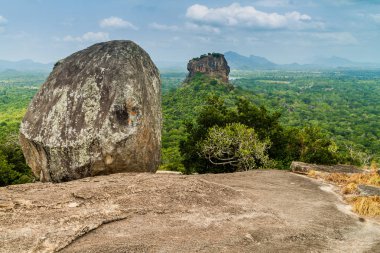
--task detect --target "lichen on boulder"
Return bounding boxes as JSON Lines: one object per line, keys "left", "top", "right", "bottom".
{"left": 19, "top": 40, "right": 162, "bottom": 182}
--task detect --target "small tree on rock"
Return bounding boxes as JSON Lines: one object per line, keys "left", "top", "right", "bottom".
{"left": 198, "top": 123, "right": 271, "bottom": 172}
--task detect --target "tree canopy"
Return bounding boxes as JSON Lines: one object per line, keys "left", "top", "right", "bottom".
{"left": 180, "top": 95, "right": 341, "bottom": 174}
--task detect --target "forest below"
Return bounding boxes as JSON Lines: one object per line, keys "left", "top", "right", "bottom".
{"left": 161, "top": 70, "right": 380, "bottom": 172}
{"left": 0, "top": 69, "right": 379, "bottom": 184}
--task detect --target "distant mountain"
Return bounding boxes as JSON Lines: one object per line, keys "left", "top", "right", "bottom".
{"left": 224, "top": 52, "right": 380, "bottom": 70}
{"left": 0, "top": 59, "right": 53, "bottom": 72}
{"left": 311, "top": 56, "right": 356, "bottom": 68}
{"left": 310, "top": 56, "right": 380, "bottom": 69}
{"left": 224, "top": 51, "right": 277, "bottom": 70}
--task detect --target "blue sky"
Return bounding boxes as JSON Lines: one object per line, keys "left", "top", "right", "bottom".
{"left": 0, "top": 0, "right": 380, "bottom": 64}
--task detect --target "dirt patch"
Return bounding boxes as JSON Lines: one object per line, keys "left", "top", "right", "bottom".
{"left": 1, "top": 170, "right": 380, "bottom": 252}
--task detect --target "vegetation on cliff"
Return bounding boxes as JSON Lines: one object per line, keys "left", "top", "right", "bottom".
{"left": 191, "top": 52, "right": 224, "bottom": 61}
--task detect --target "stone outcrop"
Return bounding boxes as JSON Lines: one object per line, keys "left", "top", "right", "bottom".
{"left": 19, "top": 40, "right": 162, "bottom": 182}
{"left": 291, "top": 161, "right": 363, "bottom": 174}
{"left": 358, "top": 184, "right": 380, "bottom": 196}
{"left": 186, "top": 53, "right": 230, "bottom": 83}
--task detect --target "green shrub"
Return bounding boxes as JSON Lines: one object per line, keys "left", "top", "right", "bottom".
{"left": 198, "top": 123, "right": 271, "bottom": 173}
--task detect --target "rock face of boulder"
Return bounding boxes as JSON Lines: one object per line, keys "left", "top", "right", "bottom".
{"left": 19, "top": 40, "right": 161, "bottom": 182}
{"left": 186, "top": 53, "right": 230, "bottom": 83}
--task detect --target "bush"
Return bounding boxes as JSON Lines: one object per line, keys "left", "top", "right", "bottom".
{"left": 198, "top": 123, "right": 271, "bottom": 173}
{"left": 297, "top": 126, "right": 339, "bottom": 165}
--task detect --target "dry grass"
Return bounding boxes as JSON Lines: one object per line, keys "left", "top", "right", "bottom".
{"left": 323, "top": 171, "right": 380, "bottom": 190}
{"left": 306, "top": 169, "right": 380, "bottom": 217}
{"left": 342, "top": 183, "right": 358, "bottom": 194}
{"left": 307, "top": 170, "right": 318, "bottom": 178}
{"left": 348, "top": 196, "right": 380, "bottom": 216}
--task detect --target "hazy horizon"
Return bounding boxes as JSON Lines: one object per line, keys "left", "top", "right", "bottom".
{"left": 1, "top": 0, "right": 380, "bottom": 64}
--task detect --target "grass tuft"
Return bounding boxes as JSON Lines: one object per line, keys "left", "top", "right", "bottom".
{"left": 323, "top": 172, "right": 380, "bottom": 189}
{"left": 307, "top": 170, "right": 318, "bottom": 178}
{"left": 342, "top": 182, "right": 358, "bottom": 194}
{"left": 348, "top": 196, "right": 380, "bottom": 216}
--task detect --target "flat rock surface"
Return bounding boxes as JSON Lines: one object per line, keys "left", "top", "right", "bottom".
{"left": 1, "top": 170, "right": 380, "bottom": 253}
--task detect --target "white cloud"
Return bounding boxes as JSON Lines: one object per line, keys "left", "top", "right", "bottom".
{"left": 310, "top": 32, "right": 358, "bottom": 45}
{"left": 100, "top": 16, "right": 138, "bottom": 30}
{"left": 149, "top": 22, "right": 179, "bottom": 31}
{"left": 0, "top": 15, "right": 7, "bottom": 24}
{"left": 185, "top": 22, "right": 220, "bottom": 34}
{"left": 62, "top": 32, "right": 109, "bottom": 42}
{"left": 186, "top": 3, "right": 313, "bottom": 30}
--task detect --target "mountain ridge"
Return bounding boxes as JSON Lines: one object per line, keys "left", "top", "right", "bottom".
{"left": 1, "top": 53, "right": 380, "bottom": 73}
{"left": 224, "top": 51, "right": 380, "bottom": 70}
{"left": 0, "top": 59, "right": 53, "bottom": 72}
{"left": 224, "top": 51, "right": 277, "bottom": 70}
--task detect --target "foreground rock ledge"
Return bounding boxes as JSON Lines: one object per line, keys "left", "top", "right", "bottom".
{"left": 19, "top": 40, "right": 162, "bottom": 182}
{"left": 1, "top": 170, "right": 379, "bottom": 253}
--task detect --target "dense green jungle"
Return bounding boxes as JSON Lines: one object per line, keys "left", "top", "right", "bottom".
{"left": 1, "top": 69, "right": 379, "bottom": 185}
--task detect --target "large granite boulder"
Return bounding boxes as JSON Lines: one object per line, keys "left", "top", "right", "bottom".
{"left": 186, "top": 53, "right": 230, "bottom": 83}
{"left": 19, "top": 40, "right": 162, "bottom": 182}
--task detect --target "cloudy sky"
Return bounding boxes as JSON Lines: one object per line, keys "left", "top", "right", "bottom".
{"left": 0, "top": 0, "right": 379, "bottom": 64}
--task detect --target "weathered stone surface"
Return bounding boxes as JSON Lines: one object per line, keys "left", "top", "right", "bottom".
{"left": 1, "top": 171, "right": 380, "bottom": 253}
{"left": 291, "top": 161, "right": 363, "bottom": 174}
{"left": 358, "top": 184, "right": 380, "bottom": 196}
{"left": 19, "top": 40, "right": 161, "bottom": 182}
{"left": 186, "top": 53, "right": 230, "bottom": 83}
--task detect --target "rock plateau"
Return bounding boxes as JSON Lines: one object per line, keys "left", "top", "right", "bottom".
{"left": 186, "top": 53, "right": 230, "bottom": 83}
{"left": 19, "top": 40, "right": 162, "bottom": 182}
